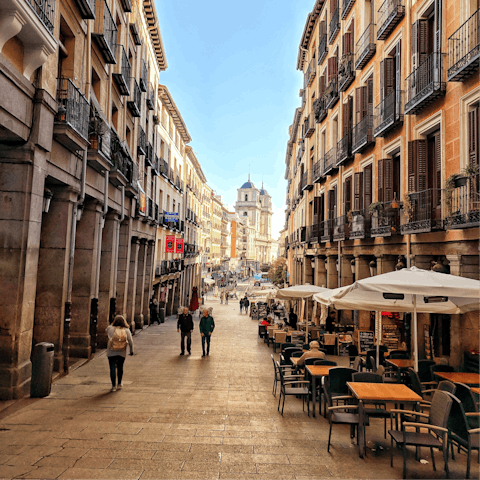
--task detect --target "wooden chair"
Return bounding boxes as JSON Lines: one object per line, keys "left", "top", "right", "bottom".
{"left": 273, "top": 331, "right": 287, "bottom": 353}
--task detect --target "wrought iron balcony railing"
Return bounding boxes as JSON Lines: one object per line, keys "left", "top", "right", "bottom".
{"left": 75, "top": 0, "right": 95, "bottom": 19}
{"left": 118, "top": 0, "right": 131, "bottom": 13}
{"left": 160, "top": 157, "right": 169, "bottom": 179}
{"left": 145, "top": 142, "right": 153, "bottom": 167}
{"left": 313, "top": 96, "right": 328, "bottom": 123}
{"left": 445, "top": 174, "right": 480, "bottom": 229}
{"left": 324, "top": 147, "right": 337, "bottom": 175}
{"left": 352, "top": 114, "right": 374, "bottom": 154}
{"left": 307, "top": 223, "right": 320, "bottom": 243}
{"left": 329, "top": 8, "right": 340, "bottom": 45}
{"left": 302, "top": 114, "right": 315, "bottom": 138}
{"left": 405, "top": 52, "right": 446, "bottom": 115}
{"left": 333, "top": 215, "right": 349, "bottom": 241}
{"left": 111, "top": 149, "right": 137, "bottom": 190}
{"left": 324, "top": 76, "right": 339, "bottom": 109}
{"left": 137, "top": 127, "right": 146, "bottom": 156}
{"left": 152, "top": 154, "right": 160, "bottom": 176}
{"left": 342, "top": 0, "right": 355, "bottom": 19}
{"left": 92, "top": 0, "right": 117, "bottom": 64}
{"left": 55, "top": 78, "right": 89, "bottom": 141}
{"left": 320, "top": 219, "right": 333, "bottom": 243}
{"left": 377, "top": 0, "right": 405, "bottom": 41}
{"left": 112, "top": 45, "right": 131, "bottom": 96}
{"left": 26, "top": 0, "right": 55, "bottom": 34}
{"left": 318, "top": 34, "right": 328, "bottom": 65}
{"left": 313, "top": 158, "right": 324, "bottom": 183}
{"left": 338, "top": 53, "right": 355, "bottom": 92}
{"left": 299, "top": 226, "right": 307, "bottom": 243}
{"left": 355, "top": 23, "right": 376, "bottom": 70}
{"left": 371, "top": 201, "right": 401, "bottom": 237}
{"left": 140, "top": 60, "right": 148, "bottom": 92}
{"left": 374, "top": 89, "right": 404, "bottom": 137}
{"left": 336, "top": 134, "right": 352, "bottom": 166}
{"left": 447, "top": 9, "right": 480, "bottom": 82}
{"left": 400, "top": 188, "right": 444, "bottom": 234}
{"left": 349, "top": 210, "right": 370, "bottom": 239}
{"left": 305, "top": 60, "right": 316, "bottom": 87}
{"left": 146, "top": 83, "right": 155, "bottom": 110}
{"left": 127, "top": 78, "right": 141, "bottom": 117}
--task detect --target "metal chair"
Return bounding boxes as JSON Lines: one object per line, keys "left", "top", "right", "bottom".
{"left": 322, "top": 367, "right": 357, "bottom": 418}
{"left": 314, "top": 360, "right": 337, "bottom": 366}
{"left": 271, "top": 354, "right": 300, "bottom": 397}
{"left": 388, "top": 390, "right": 453, "bottom": 479}
{"left": 454, "top": 383, "right": 479, "bottom": 429}
{"left": 277, "top": 361, "right": 310, "bottom": 415}
{"left": 348, "top": 344, "right": 359, "bottom": 367}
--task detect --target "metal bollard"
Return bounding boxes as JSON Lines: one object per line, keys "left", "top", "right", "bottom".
{"left": 30, "top": 342, "right": 55, "bottom": 398}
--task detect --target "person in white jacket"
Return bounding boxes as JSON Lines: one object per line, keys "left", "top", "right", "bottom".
{"left": 106, "top": 315, "right": 134, "bottom": 392}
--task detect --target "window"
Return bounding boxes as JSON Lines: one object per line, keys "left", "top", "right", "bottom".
{"left": 112, "top": 103, "right": 118, "bottom": 131}
{"left": 91, "top": 68, "right": 101, "bottom": 103}
{"left": 343, "top": 176, "right": 352, "bottom": 214}
{"left": 378, "top": 155, "right": 400, "bottom": 203}
{"left": 245, "top": 194, "right": 248, "bottom": 201}
{"left": 328, "top": 187, "right": 337, "bottom": 219}
{"left": 342, "top": 20, "right": 354, "bottom": 56}
{"left": 380, "top": 41, "right": 401, "bottom": 101}
{"left": 411, "top": 1, "right": 441, "bottom": 71}
{"left": 355, "top": 77, "right": 374, "bottom": 124}
{"left": 342, "top": 96, "right": 353, "bottom": 140}
{"left": 408, "top": 131, "right": 441, "bottom": 193}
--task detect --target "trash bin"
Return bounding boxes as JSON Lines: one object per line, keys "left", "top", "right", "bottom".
{"left": 30, "top": 342, "right": 54, "bottom": 398}
{"left": 159, "top": 307, "right": 165, "bottom": 323}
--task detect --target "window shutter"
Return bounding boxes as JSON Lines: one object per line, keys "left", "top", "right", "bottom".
{"left": 355, "top": 86, "right": 367, "bottom": 122}
{"left": 354, "top": 172, "right": 364, "bottom": 210}
{"left": 320, "top": 20, "right": 326, "bottom": 37}
{"left": 313, "top": 196, "right": 321, "bottom": 225}
{"left": 418, "top": 20, "right": 429, "bottom": 66}
{"left": 378, "top": 159, "right": 384, "bottom": 202}
{"left": 395, "top": 41, "right": 402, "bottom": 107}
{"left": 319, "top": 75, "right": 326, "bottom": 96}
{"left": 319, "top": 194, "right": 325, "bottom": 223}
{"left": 329, "top": 187, "right": 337, "bottom": 218}
{"left": 342, "top": 101, "right": 349, "bottom": 138}
{"left": 383, "top": 158, "right": 393, "bottom": 202}
{"left": 344, "top": 33, "right": 352, "bottom": 55}
{"left": 367, "top": 78, "right": 374, "bottom": 115}
{"left": 350, "top": 19, "right": 354, "bottom": 52}
{"left": 384, "top": 57, "right": 395, "bottom": 98}
{"left": 364, "top": 164, "right": 372, "bottom": 208}
{"left": 380, "top": 59, "right": 385, "bottom": 100}
{"left": 433, "top": 131, "right": 442, "bottom": 191}
{"left": 468, "top": 106, "right": 480, "bottom": 167}
{"left": 408, "top": 140, "right": 427, "bottom": 192}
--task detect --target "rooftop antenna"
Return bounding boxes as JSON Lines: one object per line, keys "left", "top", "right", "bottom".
{"left": 248, "top": 166, "right": 250, "bottom": 182}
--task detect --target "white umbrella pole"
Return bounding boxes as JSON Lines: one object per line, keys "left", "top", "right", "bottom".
{"left": 376, "top": 311, "right": 380, "bottom": 369}
{"left": 413, "top": 296, "right": 418, "bottom": 372}
{"left": 305, "top": 300, "right": 309, "bottom": 342}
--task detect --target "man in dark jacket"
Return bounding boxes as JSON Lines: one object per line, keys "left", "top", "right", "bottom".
{"left": 199, "top": 309, "right": 215, "bottom": 356}
{"left": 177, "top": 307, "right": 194, "bottom": 355}
{"left": 289, "top": 310, "right": 298, "bottom": 329}
{"left": 243, "top": 296, "right": 250, "bottom": 315}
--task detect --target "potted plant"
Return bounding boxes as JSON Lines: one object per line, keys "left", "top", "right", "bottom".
{"left": 88, "top": 105, "right": 107, "bottom": 150}
{"left": 403, "top": 194, "right": 413, "bottom": 223}
{"left": 369, "top": 201, "right": 383, "bottom": 214}
{"left": 464, "top": 161, "right": 479, "bottom": 179}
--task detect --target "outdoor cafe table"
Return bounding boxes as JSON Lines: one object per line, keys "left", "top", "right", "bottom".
{"left": 385, "top": 358, "right": 414, "bottom": 382}
{"left": 306, "top": 365, "right": 335, "bottom": 418}
{"left": 433, "top": 371, "right": 480, "bottom": 386}
{"left": 347, "top": 382, "right": 422, "bottom": 457}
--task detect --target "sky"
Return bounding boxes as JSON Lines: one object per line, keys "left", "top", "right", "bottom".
{"left": 156, "top": 0, "right": 313, "bottom": 240}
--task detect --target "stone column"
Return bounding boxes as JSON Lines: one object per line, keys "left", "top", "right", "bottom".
{"left": 326, "top": 256, "right": 338, "bottom": 289}
{"left": 304, "top": 258, "right": 313, "bottom": 284}
{"left": 70, "top": 200, "right": 102, "bottom": 358}
{"left": 355, "top": 255, "right": 371, "bottom": 281}
{"left": 173, "top": 276, "right": 181, "bottom": 313}
{"left": 377, "top": 255, "right": 396, "bottom": 275}
{"left": 33, "top": 187, "right": 76, "bottom": 371}
{"left": 341, "top": 256, "right": 354, "bottom": 287}
{"left": 97, "top": 212, "right": 119, "bottom": 347}
{"left": 314, "top": 256, "right": 327, "bottom": 287}
{"left": 116, "top": 219, "right": 132, "bottom": 317}
{"left": 134, "top": 239, "right": 147, "bottom": 330}
{"left": 446, "top": 255, "right": 461, "bottom": 276}
{"left": 411, "top": 255, "right": 432, "bottom": 270}
{"left": 127, "top": 237, "right": 140, "bottom": 331}
{"left": 142, "top": 240, "right": 155, "bottom": 324}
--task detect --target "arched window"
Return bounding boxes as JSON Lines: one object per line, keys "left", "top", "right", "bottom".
{"left": 243, "top": 211, "right": 247, "bottom": 216}
{"left": 245, "top": 194, "right": 248, "bottom": 201}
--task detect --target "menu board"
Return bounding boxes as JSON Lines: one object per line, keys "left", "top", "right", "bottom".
{"left": 358, "top": 330, "right": 375, "bottom": 353}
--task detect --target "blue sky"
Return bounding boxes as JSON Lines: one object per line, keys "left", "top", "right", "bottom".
{"left": 156, "top": 0, "right": 313, "bottom": 239}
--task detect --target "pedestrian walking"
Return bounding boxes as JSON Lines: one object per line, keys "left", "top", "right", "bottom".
{"left": 149, "top": 296, "right": 158, "bottom": 324}
{"left": 200, "top": 309, "right": 215, "bottom": 357}
{"left": 225, "top": 291, "right": 229, "bottom": 305}
{"left": 239, "top": 297, "right": 244, "bottom": 313}
{"left": 220, "top": 290, "right": 224, "bottom": 304}
{"left": 177, "top": 307, "right": 194, "bottom": 355}
{"left": 106, "top": 315, "right": 134, "bottom": 392}
{"left": 243, "top": 296, "right": 250, "bottom": 315}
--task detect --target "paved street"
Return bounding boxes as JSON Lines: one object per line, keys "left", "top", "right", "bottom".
{"left": 0, "top": 295, "right": 476, "bottom": 480}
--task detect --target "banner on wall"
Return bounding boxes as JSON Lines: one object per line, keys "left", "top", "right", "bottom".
{"left": 175, "top": 238, "right": 184, "bottom": 254}
{"left": 165, "top": 235, "right": 175, "bottom": 253}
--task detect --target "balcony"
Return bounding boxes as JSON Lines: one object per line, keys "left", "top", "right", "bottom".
{"left": 352, "top": 114, "right": 374, "bottom": 154}
{"left": 338, "top": 53, "right": 355, "bottom": 92}
{"left": 401, "top": 189, "right": 444, "bottom": 234}
{"left": 140, "top": 60, "right": 148, "bottom": 92}
{"left": 323, "top": 147, "right": 337, "bottom": 175}
{"left": 342, "top": 0, "right": 355, "bottom": 19}
{"left": 445, "top": 176, "right": 480, "bottom": 229}
{"left": 152, "top": 154, "right": 160, "bottom": 176}
{"left": 145, "top": 142, "right": 154, "bottom": 167}
{"left": 313, "top": 158, "right": 324, "bottom": 183}
{"left": 377, "top": 0, "right": 405, "bottom": 40}
{"left": 329, "top": 8, "right": 340, "bottom": 44}
{"left": 118, "top": 0, "right": 131, "bottom": 13}
{"left": 355, "top": 24, "right": 376, "bottom": 70}
{"left": 371, "top": 201, "right": 402, "bottom": 237}
{"left": 405, "top": 52, "right": 446, "bottom": 115}
{"left": 336, "top": 134, "right": 352, "bottom": 166}
{"left": 88, "top": 115, "right": 111, "bottom": 173}
{"left": 318, "top": 34, "right": 328, "bottom": 65}
{"left": 137, "top": 127, "right": 146, "bottom": 156}
{"left": 75, "top": 0, "right": 95, "bottom": 19}
{"left": 147, "top": 197, "right": 153, "bottom": 221}
{"left": 307, "top": 223, "right": 320, "bottom": 243}
{"left": 324, "top": 77, "right": 339, "bottom": 110}
{"left": 112, "top": 45, "right": 131, "bottom": 96}
{"left": 130, "top": 22, "right": 142, "bottom": 46}
{"left": 313, "top": 96, "right": 328, "bottom": 123}
{"left": 146, "top": 83, "right": 155, "bottom": 110}
{"left": 92, "top": 0, "right": 117, "bottom": 64}
{"left": 299, "top": 226, "right": 307, "bottom": 243}
{"left": 447, "top": 10, "right": 480, "bottom": 82}
{"left": 333, "top": 215, "right": 350, "bottom": 241}
{"left": 305, "top": 60, "right": 316, "bottom": 87}
{"left": 302, "top": 114, "right": 315, "bottom": 138}
{"left": 374, "top": 90, "right": 404, "bottom": 137}
{"left": 320, "top": 219, "right": 333, "bottom": 243}
{"left": 301, "top": 172, "right": 313, "bottom": 191}
{"left": 54, "top": 78, "right": 89, "bottom": 153}
{"left": 110, "top": 139, "right": 137, "bottom": 194}
{"left": 349, "top": 210, "right": 370, "bottom": 239}
{"left": 127, "top": 78, "right": 141, "bottom": 117}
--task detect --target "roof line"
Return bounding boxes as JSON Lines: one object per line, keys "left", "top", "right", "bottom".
{"left": 143, "top": 0, "right": 168, "bottom": 71}
{"left": 158, "top": 85, "right": 192, "bottom": 143}
{"left": 185, "top": 146, "right": 207, "bottom": 183}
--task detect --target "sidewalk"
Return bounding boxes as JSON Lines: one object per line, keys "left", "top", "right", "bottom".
{"left": 0, "top": 298, "right": 475, "bottom": 479}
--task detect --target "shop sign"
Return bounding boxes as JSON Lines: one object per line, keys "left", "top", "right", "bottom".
{"left": 165, "top": 212, "right": 179, "bottom": 222}
{"left": 175, "top": 238, "right": 184, "bottom": 253}
{"left": 139, "top": 190, "right": 146, "bottom": 214}
{"left": 166, "top": 235, "right": 175, "bottom": 253}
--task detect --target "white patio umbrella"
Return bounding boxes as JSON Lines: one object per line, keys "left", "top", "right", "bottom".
{"left": 313, "top": 267, "right": 480, "bottom": 371}
{"left": 276, "top": 285, "right": 330, "bottom": 339}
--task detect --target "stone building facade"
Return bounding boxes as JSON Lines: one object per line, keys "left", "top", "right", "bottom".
{"left": 285, "top": 0, "right": 479, "bottom": 368}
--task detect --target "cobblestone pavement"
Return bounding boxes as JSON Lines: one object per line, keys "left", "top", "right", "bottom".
{"left": 0, "top": 296, "right": 476, "bottom": 479}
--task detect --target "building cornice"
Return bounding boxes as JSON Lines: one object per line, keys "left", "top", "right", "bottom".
{"left": 143, "top": 0, "right": 168, "bottom": 71}
{"left": 296, "top": 0, "right": 325, "bottom": 71}
{"left": 185, "top": 146, "right": 207, "bottom": 183}
{"left": 158, "top": 85, "right": 192, "bottom": 143}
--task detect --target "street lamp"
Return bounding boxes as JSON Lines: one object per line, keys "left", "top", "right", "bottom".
{"left": 43, "top": 189, "right": 53, "bottom": 213}
{"left": 350, "top": 258, "right": 355, "bottom": 275}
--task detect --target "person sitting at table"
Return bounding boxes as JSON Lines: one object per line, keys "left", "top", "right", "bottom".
{"left": 260, "top": 317, "right": 271, "bottom": 328}
{"left": 288, "top": 310, "right": 298, "bottom": 329}
{"left": 295, "top": 341, "right": 326, "bottom": 366}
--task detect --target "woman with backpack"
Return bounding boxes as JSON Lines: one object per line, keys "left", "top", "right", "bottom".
{"left": 106, "top": 315, "right": 134, "bottom": 392}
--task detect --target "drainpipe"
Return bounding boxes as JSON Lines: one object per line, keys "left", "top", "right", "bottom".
{"left": 110, "top": 186, "right": 125, "bottom": 323}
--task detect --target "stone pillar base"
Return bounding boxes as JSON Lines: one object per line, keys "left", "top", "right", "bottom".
{"left": 134, "top": 314, "right": 144, "bottom": 330}
{"left": 69, "top": 334, "right": 92, "bottom": 359}
{"left": 0, "top": 360, "right": 31, "bottom": 400}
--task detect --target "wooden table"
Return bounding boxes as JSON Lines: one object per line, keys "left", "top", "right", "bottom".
{"left": 434, "top": 371, "right": 480, "bottom": 386}
{"left": 347, "top": 382, "right": 422, "bottom": 457}
{"left": 306, "top": 365, "right": 335, "bottom": 417}
{"left": 385, "top": 358, "right": 414, "bottom": 382}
